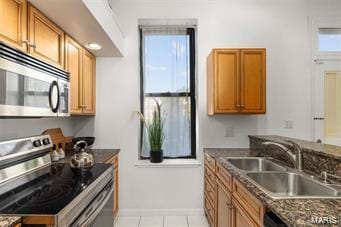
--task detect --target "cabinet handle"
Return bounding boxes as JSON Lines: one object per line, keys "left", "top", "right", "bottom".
{"left": 22, "top": 40, "right": 29, "bottom": 44}
{"left": 226, "top": 202, "right": 234, "bottom": 209}
{"left": 29, "top": 43, "right": 37, "bottom": 48}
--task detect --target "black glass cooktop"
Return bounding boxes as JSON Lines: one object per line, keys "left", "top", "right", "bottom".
{"left": 0, "top": 163, "right": 112, "bottom": 215}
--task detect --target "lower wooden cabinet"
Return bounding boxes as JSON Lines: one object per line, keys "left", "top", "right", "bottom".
{"left": 232, "top": 199, "right": 258, "bottom": 227}
{"left": 204, "top": 154, "right": 265, "bottom": 227}
{"left": 204, "top": 195, "right": 215, "bottom": 226}
{"left": 216, "top": 180, "right": 233, "bottom": 227}
{"left": 105, "top": 154, "right": 119, "bottom": 218}
{"left": 113, "top": 156, "right": 119, "bottom": 218}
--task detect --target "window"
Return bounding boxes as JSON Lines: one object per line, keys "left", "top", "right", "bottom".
{"left": 318, "top": 28, "right": 341, "bottom": 52}
{"left": 139, "top": 25, "right": 196, "bottom": 159}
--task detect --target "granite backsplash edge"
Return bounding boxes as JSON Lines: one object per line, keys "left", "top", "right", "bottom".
{"left": 249, "top": 135, "right": 341, "bottom": 175}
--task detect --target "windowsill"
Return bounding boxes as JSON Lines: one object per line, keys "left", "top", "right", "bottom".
{"left": 135, "top": 159, "right": 202, "bottom": 168}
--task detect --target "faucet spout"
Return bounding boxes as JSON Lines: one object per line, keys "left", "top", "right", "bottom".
{"left": 286, "top": 140, "right": 303, "bottom": 171}
{"left": 261, "top": 141, "right": 301, "bottom": 170}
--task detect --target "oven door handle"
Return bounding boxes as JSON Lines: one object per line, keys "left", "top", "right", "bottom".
{"left": 78, "top": 186, "right": 113, "bottom": 227}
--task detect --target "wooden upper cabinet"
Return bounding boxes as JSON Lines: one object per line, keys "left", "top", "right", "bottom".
{"left": 65, "top": 35, "right": 83, "bottom": 115}
{"left": 0, "top": 0, "right": 27, "bottom": 51}
{"left": 66, "top": 37, "right": 96, "bottom": 116}
{"left": 207, "top": 48, "right": 266, "bottom": 115}
{"left": 208, "top": 49, "right": 240, "bottom": 114}
{"left": 240, "top": 49, "right": 266, "bottom": 113}
{"left": 28, "top": 4, "right": 64, "bottom": 69}
{"left": 82, "top": 49, "right": 96, "bottom": 115}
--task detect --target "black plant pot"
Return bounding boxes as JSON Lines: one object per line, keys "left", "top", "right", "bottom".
{"left": 150, "top": 150, "right": 164, "bottom": 163}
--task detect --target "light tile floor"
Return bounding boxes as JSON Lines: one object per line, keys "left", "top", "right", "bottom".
{"left": 115, "top": 215, "right": 209, "bottom": 227}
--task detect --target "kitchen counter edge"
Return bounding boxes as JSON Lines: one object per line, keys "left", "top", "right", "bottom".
{"left": 204, "top": 148, "right": 341, "bottom": 227}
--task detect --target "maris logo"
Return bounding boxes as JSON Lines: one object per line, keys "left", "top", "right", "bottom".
{"left": 311, "top": 216, "right": 338, "bottom": 225}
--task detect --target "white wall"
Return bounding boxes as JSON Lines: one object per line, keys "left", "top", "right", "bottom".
{"left": 69, "top": 0, "right": 341, "bottom": 215}
{"left": 0, "top": 118, "right": 74, "bottom": 141}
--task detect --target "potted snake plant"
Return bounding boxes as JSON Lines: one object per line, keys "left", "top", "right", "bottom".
{"left": 136, "top": 99, "right": 165, "bottom": 163}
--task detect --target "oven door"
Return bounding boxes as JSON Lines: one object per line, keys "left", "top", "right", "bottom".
{"left": 71, "top": 180, "right": 114, "bottom": 227}
{"left": 0, "top": 58, "right": 59, "bottom": 117}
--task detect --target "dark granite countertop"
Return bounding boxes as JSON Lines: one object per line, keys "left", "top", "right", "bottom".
{"left": 0, "top": 216, "right": 21, "bottom": 226}
{"left": 204, "top": 148, "right": 341, "bottom": 227}
{"left": 0, "top": 149, "right": 120, "bottom": 224}
{"left": 60, "top": 148, "right": 120, "bottom": 163}
{"left": 249, "top": 135, "right": 341, "bottom": 159}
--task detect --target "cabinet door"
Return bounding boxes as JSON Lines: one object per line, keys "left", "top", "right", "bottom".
{"left": 232, "top": 199, "right": 258, "bottom": 227}
{"left": 28, "top": 5, "right": 64, "bottom": 68}
{"left": 105, "top": 155, "right": 119, "bottom": 218}
{"left": 113, "top": 164, "right": 119, "bottom": 217}
{"left": 204, "top": 196, "right": 215, "bottom": 227}
{"left": 214, "top": 49, "right": 240, "bottom": 114}
{"left": 0, "top": 0, "right": 27, "bottom": 51}
{"left": 65, "top": 35, "right": 83, "bottom": 115}
{"left": 216, "top": 180, "right": 232, "bottom": 227}
{"left": 240, "top": 49, "right": 266, "bottom": 113}
{"left": 82, "top": 49, "right": 96, "bottom": 115}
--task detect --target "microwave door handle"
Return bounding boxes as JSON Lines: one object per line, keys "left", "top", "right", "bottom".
{"left": 56, "top": 82, "right": 60, "bottom": 113}
{"left": 48, "top": 81, "right": 60, "bottom": 113}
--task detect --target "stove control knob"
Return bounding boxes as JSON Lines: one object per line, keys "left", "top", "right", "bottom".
{"left": 42, "top": 138, "right": 50, "bottom": 145}
{"left": 33, "top": 140, "right": 42, "bottom": 147}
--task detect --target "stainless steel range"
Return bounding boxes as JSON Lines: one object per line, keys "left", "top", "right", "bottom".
{"left": 0, "top": 135, "right": 114, "bottom": 226}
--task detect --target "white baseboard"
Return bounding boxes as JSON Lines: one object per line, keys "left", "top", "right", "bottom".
{"left": 118, "top": 208, "right": 205, "bottom": 216}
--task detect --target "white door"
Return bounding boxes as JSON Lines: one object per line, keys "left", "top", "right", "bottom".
{"left": 313, "top": 59, "right": 341, "bottom": 145}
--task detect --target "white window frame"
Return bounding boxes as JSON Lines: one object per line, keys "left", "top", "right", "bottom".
{"left": 311, "top": 17, "right": 341, "bottom": 58}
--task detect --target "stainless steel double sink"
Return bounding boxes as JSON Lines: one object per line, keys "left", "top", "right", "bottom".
{"left": 224, "top": 157, "right": 341, "bottom": 199}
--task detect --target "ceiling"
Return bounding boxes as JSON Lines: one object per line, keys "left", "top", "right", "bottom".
{"left": 29, "top": 0, "right": 123, "bottom": 57}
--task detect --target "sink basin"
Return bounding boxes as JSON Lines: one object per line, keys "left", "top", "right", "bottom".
{"left": 246, "top": 172, "right": 340, "bottom": 199}
{"left": 226, "top": 158, "right": 287, "bottom": 172}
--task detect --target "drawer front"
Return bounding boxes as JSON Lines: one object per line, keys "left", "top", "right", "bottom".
{"left": 216, "top": 163, "right": 232, "bottom": 191}
{"left": 205, "top": 166, "right": 216, "bottom": 188}
{"left": 205, "top": 153, "right": 216, "bottom": 172}
{"left": 204, "top": 195, "right": 215, "bottom": 227}
{"left": 232, "top": 179, "right": 264, "bottom": 225}
{"left": 204, "top": 178, "right": 215, "bottom": 205}
{"left": 232, "top": 198, "right": 259, "bottom": 227}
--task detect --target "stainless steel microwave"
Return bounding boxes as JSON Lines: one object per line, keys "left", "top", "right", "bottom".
{"left": 0, "top": 42, "right": 70, "bottom": 117}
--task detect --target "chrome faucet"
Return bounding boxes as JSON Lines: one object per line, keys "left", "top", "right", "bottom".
{"left": 262, "top": 140, "right": 303, "bottom": 171}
